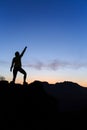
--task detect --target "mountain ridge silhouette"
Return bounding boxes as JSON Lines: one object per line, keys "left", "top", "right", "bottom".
{"left": 0, "top": 80, "right": 87, "bottom": 128}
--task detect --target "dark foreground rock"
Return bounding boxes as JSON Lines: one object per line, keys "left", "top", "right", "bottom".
{"left": 0, "top": 80, "right": 87, "bottom": 129}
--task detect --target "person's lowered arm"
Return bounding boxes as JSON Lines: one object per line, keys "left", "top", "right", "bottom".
{"left": 10, "top": 58, "right": 14, "bottom": 72}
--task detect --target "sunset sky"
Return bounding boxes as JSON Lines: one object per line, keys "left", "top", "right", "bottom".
{"left": 0, "top": 0, "right": 87, "bottom": 87}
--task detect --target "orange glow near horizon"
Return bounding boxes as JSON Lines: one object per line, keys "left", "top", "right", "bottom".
{"left": 6, "top": 71, "right": 87, "bottom": 87}
{"left": 6, "top": 76, "right": 87, "bottom": 88}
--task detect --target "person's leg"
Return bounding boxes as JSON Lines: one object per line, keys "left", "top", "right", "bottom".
{"left": 13, "top": 68, "right": 18, "bottom": 83}
{"left": 19, "top": 68, "right": 27, "bottom": 83}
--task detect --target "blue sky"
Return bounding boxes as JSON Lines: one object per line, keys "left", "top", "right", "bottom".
{"left": 0, "top": 0, "right": 87, "bottom": 86}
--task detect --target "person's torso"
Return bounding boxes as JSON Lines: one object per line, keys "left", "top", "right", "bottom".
{"left": 13, "top": 56, "right": 22, "bottom": 68}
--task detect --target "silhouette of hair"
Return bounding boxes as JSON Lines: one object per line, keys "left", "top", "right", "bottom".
{"left": 15, "top": 51, "right": 20, "bottom": 56}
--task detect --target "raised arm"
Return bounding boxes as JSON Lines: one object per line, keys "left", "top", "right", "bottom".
{"left": 20, "top": 46, "right": 27, "bottom": 57}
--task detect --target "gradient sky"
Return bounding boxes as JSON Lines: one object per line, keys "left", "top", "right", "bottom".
{"left": 0, "top": 0, "right": 87, "bottom": 87}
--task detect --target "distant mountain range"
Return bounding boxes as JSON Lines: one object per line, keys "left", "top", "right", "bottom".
{"left": 42, "top": 81, "right": 87, "bottom": 112}
{"left": 0, "top": 80, "right": 87, "bottom": 129}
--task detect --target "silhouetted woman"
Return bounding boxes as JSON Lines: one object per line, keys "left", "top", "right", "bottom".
{"left": 10, "top": 46, "right": 27, "bottom": 84}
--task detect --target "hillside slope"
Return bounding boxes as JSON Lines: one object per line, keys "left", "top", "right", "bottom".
{"left": 0, "top": 80, "right": 87, "bottom": 129}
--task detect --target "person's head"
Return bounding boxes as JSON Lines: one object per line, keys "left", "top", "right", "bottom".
{"left": 15, "top": 51, "right": 20, "bottom": 57}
